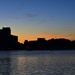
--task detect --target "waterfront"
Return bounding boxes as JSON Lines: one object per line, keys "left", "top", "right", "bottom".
{"left": 0, "top": 50, "right": 75, "bottom": 75}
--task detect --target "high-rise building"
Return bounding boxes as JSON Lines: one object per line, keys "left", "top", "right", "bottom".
{"left": 0, "top": 27, "right": 18, "bottom": 49}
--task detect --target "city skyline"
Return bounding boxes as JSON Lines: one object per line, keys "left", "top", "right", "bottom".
{"left": 0, "top": 27, "right": 74, "bottom": 50}
{"left": 0, "top": 0, "right": 75, "bottom": 43}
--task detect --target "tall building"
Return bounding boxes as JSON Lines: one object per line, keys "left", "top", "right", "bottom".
{"left": 0, "top": 27, "right": 18, "bottom": 49}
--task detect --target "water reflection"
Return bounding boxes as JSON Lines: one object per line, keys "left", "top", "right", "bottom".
{"left": 0, "top": 52, "right": 75, "bottom": 75}
{"left": 0, "top": 58, "right": 10, "bottom": 75}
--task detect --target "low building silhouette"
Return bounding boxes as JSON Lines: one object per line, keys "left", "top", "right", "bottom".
{"left": 24, "top": 38, "right": 75, "bottom": 50}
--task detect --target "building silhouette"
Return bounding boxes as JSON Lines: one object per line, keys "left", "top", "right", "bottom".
{"left": 0, "top": 27, "right": 74, "bottom": 50}
{"left": 0, "top": 27, "right": 18, "bottom": 49}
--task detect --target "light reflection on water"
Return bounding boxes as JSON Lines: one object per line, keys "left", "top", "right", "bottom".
{"left": 0, "top": 51, "right": 75, "bottom": 75}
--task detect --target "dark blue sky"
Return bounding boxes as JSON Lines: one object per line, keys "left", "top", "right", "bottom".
{"left": 0, "top": 0, "right": 75, "bottom": 42}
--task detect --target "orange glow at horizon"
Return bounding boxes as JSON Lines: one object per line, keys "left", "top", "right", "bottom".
{"left": 18, "top": 33, "right": 75, "bottom": 43}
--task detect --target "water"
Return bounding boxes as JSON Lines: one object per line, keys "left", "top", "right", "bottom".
{"left": 0, "top": 50, "right": 75, "bottom": 75}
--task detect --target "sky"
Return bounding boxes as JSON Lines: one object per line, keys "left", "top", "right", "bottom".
{"left": 0, "top": 0, "right": 75, "bottom": 43}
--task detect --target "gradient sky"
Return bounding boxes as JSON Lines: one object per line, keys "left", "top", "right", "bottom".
{"left": 0, "top": 0, "right": 75, "bottom": 43}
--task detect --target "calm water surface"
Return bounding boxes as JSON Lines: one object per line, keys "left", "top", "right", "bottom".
{"left": 0, "top": 50, "right": 75, "bottom": 75}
